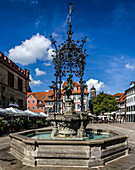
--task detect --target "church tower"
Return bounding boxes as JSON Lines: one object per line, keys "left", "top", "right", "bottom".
{"left": 90, "top": 85, "right": 96, "bottom": 99}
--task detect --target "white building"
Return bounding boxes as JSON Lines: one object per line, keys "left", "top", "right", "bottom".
{"left": 125, "top": 81, "right": 135, "bottom": 122}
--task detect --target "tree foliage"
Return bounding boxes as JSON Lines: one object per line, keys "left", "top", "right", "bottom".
{"left": 91, "top": 92, "right": 119, "bottom": 115}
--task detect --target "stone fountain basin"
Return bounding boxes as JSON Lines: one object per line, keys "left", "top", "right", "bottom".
{"left": 9, "top": 127, "right": 128, "bottom": 168}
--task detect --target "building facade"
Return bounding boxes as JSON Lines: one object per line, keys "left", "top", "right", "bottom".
{"left": 0, "top": 51, "right": 30, "bottom": 109}
{"left": 27, "top": 81, "right": 89, "bottom": 113}
{"left": 125, "top": 81, "right": 135, "bottom": 122}
{"left": 113, "top": 81, "right": 135, "bottom": 122}
{"left": 27, "top": 90, "right": 54, "bottom": 113}
{"left": 62, "top": 81, "right": 89, "bottom": 112}
{"left": 117, "top": 92, "right": 126, "bottom": 122}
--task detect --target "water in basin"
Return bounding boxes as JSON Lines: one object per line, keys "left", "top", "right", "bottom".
{"left": 25, "top": 130, "right": 115, "bottom": 140}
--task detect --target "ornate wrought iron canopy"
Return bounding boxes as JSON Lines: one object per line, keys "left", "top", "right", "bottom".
{"left": 49, "top": 3, "right": 88, "bottom": 113}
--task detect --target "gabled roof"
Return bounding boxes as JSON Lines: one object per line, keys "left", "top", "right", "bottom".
{"left": 62, "top": 81, "right": 89, "bottom": 94}
{"left": 27, "top": 90, "right": 54, "bottom": 101}
{"left": 117, "top": 92, "right": 126, "bottom": 103}
{"left": 27, "top": 93, "right": 39, "bottom": 100}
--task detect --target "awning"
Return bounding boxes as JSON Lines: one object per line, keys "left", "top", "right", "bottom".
{"left": 0, "top": 107, "right": 15, "bottom": 116}
{"left": 6, "top": 107, "right": 31, "bottom": 116}
{"left": 24, "top": 110, "right": 41, "bottom": 117}
{"left": 39, "top": 112, "right": 49, "bottom": 117}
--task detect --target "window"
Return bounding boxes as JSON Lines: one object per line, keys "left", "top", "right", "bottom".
{"left": 41, "top": 107, "right": 43, "bottom": 110}
{"left": 18, "top": 99, "right": 23, "bottom": 109}
{"left": 42, "top": 96, "right": 45, "bottom": 99}
{"left": 39, "top": 101, "right": 42, "bottom": 104}
{"left": 28, "top": 100, "right": 30, "bottom": 104}
{"left": 1, "top": 87, "right": 5, "bottom": 98}
{"left": 73, "top": 95, "right": 76, "bottom": 100}
{"left": 48, "top": 96, "right": 52, "bottom": 99}
{"left": 28, "top": 107, "right": 30, "bottom": 110}
{"left": 30, "top": 95, "right": 32, "bottom": 98}
{"left": 78, "top": 95, "right": 81, "bottom": 100}
{"left": 37, "top": 106, "right": 39, "bottom": 110}
{"left": 32, "top": 100, "right": 35, "bottom": 104}
{"left": 85, "top": 95, "right": 87, "bottom": 99}
{"left": 8, "top": 72, "right": 14, "bottom": 88}
{"left": 18, "top": 78, "right": 23, "bottom": 91}
{"left": 32, "top": 106, "right": 35, "bottom": 110}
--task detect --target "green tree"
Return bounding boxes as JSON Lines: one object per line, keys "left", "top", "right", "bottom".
{"left": 91, "top": 92, "right": 119, "bottom": 115}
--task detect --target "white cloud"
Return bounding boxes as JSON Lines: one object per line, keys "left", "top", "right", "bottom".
{"left": 86, "top": 78, "right": 104, "bottom": 92}
{"left": 44, "top": 62, "right": 51, "bottom": 66}
{"left": 125, "top": 63, "right": 135, "bottom": 70}
{"left": 10, "top": 0, "right": 38, "bottom": 3}
{"left": 35, "top": 20, "right": 40, "bottom": 26}
{"left": 29, "top": 75, "right": 42, "bottom": 86}
{"left": 35, "top": 68, "right": 46, "bottom": 76}
{"left": 10, "top": 0, "right": 26, "bottom": 2}
{"left": 47, "top": 48, "right": 54, "bottom": 60}
{"left": 35, "top": 16, "right": 42, "bottom": 26}
{"left": 31, "top": 0, "right": 38, "bottom": 4}
{"left": 8, "top": 33, "right": 54, "bottom": 65}
{"left": 52, "top": 33, "right": 58, "bottom": 38}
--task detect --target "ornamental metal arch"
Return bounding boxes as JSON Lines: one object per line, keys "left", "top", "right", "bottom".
{"left": 49, "top": 3, "right": 88, "bottom": 113}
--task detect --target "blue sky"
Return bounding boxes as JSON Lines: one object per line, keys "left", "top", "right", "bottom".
{"left": 1, "top": 0, "right": 135, "bottom": 95}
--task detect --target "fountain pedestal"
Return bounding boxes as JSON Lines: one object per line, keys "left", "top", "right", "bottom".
{"left": 64, "top": 98, "right": 75, "bottom": 115}
{"left": 48, "top": 99, "right": 89, "bottom": 139}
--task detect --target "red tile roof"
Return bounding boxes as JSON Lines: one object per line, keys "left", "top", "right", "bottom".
{"left": 112, "top": 93, "right": 123, "bottom": 97}
{"left": 117, "top": 92, "right": 126, "bottom": 103}
{"left": 27, "top": 81, "right": 89, "bottom": 104}
{"left": 27, "top": 90, "right": 54, "bottom": 101}
{"left": 62, "top": 81, "right": 89, "bottom": 94}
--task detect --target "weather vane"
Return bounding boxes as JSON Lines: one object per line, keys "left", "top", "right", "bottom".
{"left": 67, "top": 2, "right": 73, "bottom": 25}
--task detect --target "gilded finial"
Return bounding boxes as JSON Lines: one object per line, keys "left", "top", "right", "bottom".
{"left": 67, "top": 2, "right": 73, "bottom": 25}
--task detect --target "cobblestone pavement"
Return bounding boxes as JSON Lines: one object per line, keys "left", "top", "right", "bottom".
{"left": 0, "top": 122, "right": 135, "bottom": 170}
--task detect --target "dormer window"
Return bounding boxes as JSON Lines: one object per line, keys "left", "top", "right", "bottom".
{"left": 39, "top": 101, "right": 42, "bottom": 104}
{"left": 74, "top": 87, "right": 77, "bottom": 91}
{"left": 42, "top": 96, "right": 45, "bottom": 99}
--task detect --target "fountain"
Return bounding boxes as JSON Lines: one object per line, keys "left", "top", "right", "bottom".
{"left": 9, "top": 3, "right": 128, "bottom": 168}
{"left": 48, "top": 74, "right": 89, "bottom": 140}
